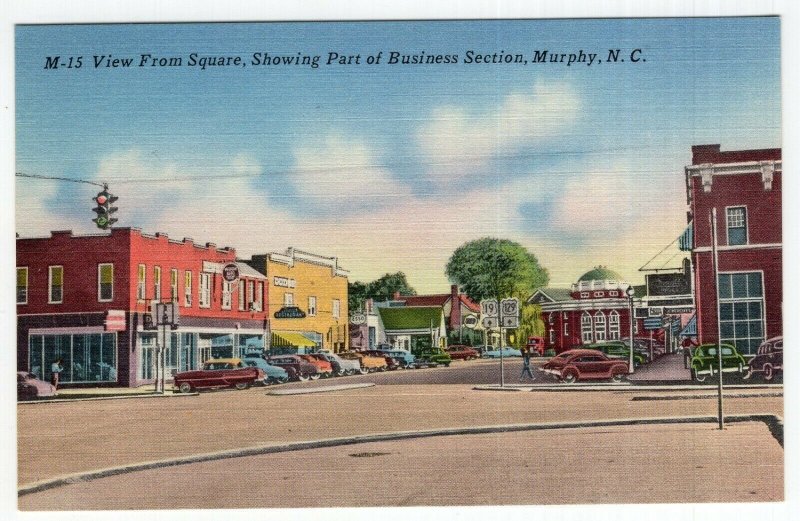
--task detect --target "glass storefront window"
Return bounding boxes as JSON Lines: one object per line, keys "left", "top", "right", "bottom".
{"left": 718, "top": 272, "right": 765, "bottom": 355}
{"left": 237, "top": 334, "right": 265, "bottom": 357}
{"left": 29, "top": 332, "right": 117, "bottom": 384}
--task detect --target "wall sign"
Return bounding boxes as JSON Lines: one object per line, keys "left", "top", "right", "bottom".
{"left": 274, "top": 306, "right": 306, "bottom": 319}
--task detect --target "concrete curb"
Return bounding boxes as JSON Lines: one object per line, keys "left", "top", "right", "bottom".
{"left": 474, "top": 383, "right": 782, "bottom": 392}
{"left": 631, "top": 392, "right": 783, "bottom": 401}
{"left": 267, "top": 383, "right": 376, "bottom": 395}
{"left": 17, "top": 413, "right": 783, "bottom": 497}
{"left": 17, "top": 392, "right": 199, "bottom": 405}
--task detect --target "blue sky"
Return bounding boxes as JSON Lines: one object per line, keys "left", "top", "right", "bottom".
{"left": 15, "top": 18, "right": 781, "bottom": 292}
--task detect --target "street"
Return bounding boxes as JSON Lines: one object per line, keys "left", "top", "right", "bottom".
{"left": 18, "top": 358, "right": 783, "bottom": 509}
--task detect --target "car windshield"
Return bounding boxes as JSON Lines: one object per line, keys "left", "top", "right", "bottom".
{"left": 721, "top": 347, "right": 734, "bottom": 356}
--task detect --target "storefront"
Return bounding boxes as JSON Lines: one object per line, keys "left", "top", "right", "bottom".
{"left": 28, "top": 329, "right": 118, "bottom": 385}
{"left": 269, "top": 330, "right": 319, "bottom": 354}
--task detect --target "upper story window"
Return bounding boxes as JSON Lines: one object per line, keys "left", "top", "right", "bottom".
{"left": 332, "top": 299, "right": 341, "bottom": 319}
{"left": 238, "top": 280, "right": 245, "bottom": 311}
{"left": 580, "top": 292, "right": 589, "bottom": 298}
{"left": 222, "top": 281, "right": 233, "bottom": 310}
{"left": 137, "top": 264, "right": 146, "bottom": 301}
{"left": 593, "top": 291, "right": 604, "bottom": 297}
{"left": 247, "top": 281, "right": 255, "bottom": 309}
{"left": 256, "top": 282, "right": 264, "bottom": 311}
{"left": 726, "top": 206, "right": 748, "bottom": 246}
{"left": 17, "top": 267, "right": 28, "bottom": 304}
{"left": 308, "top": 296, "right": 317, "bottom": 316}
{"left": 199, "top": 273, "right": 212, "bottom": 308}
{"left": 594, "top": 311, "right": 607, "bottom": 341}
{"left": 98, "top": 263, "right": 114, "bottom": 302}
{"left": 184, "top": 271, "right": 193, "bottom": 307}
{"left": 170, "top": 269, "right": 178, "bottom": 302}
{"left": 49, "top": 266, "right": 64, "bottom": 304}
{"left": 153, "top": 266, "right": 162, "bottom": 302}
{"left": 284, "top": 292, "right": 293, "bottom": 306}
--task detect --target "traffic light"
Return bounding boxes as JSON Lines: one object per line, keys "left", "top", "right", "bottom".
{"left": 92, "top": 189, "right": 118, "bottom": 229}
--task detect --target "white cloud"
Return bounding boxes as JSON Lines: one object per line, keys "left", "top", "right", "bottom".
{"left": 290, "top": 134, "right": 411, "bottom": 210}
{"left": 416, "top": 82, "right": 581, "bottom": 181}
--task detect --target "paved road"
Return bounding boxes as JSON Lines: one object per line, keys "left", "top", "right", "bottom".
{"left": 19, "top": 422, "right": 783, "bottom": 509}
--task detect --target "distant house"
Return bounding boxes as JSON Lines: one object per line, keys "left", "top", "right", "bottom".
{"left": 377, "top": 306, "right": 447, "bottom": 353}
{"left": 392, "top": 284, "right": 480, "bottom": 331}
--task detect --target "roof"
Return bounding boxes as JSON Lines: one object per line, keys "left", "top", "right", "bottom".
{"left": 578, "top": 267, "right": 623, "bottom": 282}
{"left": 236, "top": 262, "right": 267, "bottom": 279}
{"left": 530, "top": 287, "right": 574, "bottom": 303}
{"left": 400, "top": 293, "right": 481, "bottom": 313}
{"left": 378, "top": 306, "right": 443, "bottom": 331}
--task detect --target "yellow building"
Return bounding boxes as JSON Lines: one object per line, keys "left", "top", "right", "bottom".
{"left": 246, "top": 248, "right": 349, "bottom": 352}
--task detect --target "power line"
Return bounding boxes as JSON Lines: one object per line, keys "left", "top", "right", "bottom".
{"left": 16, "top": 172, "right": 107, "bottom": 189}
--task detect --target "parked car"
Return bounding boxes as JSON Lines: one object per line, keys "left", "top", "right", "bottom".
{"left": 587, "top": 342, "right": 647, "bottom": 366}
{"left": 266, "top": 354, "right": 320, "bottom": 382}
{"left": 298, "top": 354, "right": 333, "bottom": 379}
{"left": 526, "top": 336, "right": 546, "bottom": 356}
{"left": 415, "top": 348, "right": 452, "bottom": 367}
{"left": 338, "top": 351, "right": 387, "bottom": 373}
{"left": 242, "top": 356, "right": 289, "bottom": 385}
{"left": 316, "top": 351, "right": 361, "bottom": 376}
{"left": 745, "top": 336, "right": 783, "bottom": 382}
{"left": 174, "top": 358, "right": 261, "bottom": 393}
{"left": 375, "top": 347, "right": 416, "bottom": 368}
{"left": 483, "top": 347, "right": 523, "bottom": 358}
{"left": 17, "top": 371, "right": 57, "bottom": 400}
{"left": 689, "top": 343, "right": 748, "bottom": 382}
{"left": 620, "top": 337, "right": 666, "bottom": 358}
{"left": 364, "top": 350, "right": 402, "bottom": 370}
{"left": 471, "top": 344, "right": 491, "bottom": 356}
{"left": 446, "top": 344, "right": 480, "bottom": 360}
{"left": 539, "top": 349, "right": 629, "bottom": 383}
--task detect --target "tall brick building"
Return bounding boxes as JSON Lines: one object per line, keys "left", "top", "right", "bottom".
{"left": 685, "top": 144, "right": 782, "bottom": 354}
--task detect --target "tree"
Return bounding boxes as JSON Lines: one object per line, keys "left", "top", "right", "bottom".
{"left": 509, "top": 303, "right": 545, "bottom": 349}
{"left": 348, "top": 272, "right": 417, "bottom": 312}
{"left": 445, "top": 237, "right": 549, "bottom": 303}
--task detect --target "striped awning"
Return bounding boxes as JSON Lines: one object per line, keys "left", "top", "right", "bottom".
{"left": 679, "top": 315, "right": 697, "bottom": 337}
{"left": 678, "top": 224, "right": 693, "bottom": 252}
{"left": 271, "top": 331, "right": 317, "bottom": 348}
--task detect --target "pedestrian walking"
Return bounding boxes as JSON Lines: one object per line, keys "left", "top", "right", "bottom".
{"left": 682, "top": 337, "right": 696, "bottom": 369}
{"left": 50, "top": 358, "right": 64, "bottom": 390}
{"left": 520, "top": 347, "right": 534, "bottom": 380}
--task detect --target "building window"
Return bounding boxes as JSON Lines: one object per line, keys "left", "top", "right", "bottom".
{"left": 562, "top": 312, "right": 568, "bottom": 320}
{"left": 17, "top": 267, "right": 28, "bottom": 304}
{"left": 153, "top": 266, "right": 162, "bottom": 302}
{"left": 308, "top": 296, "right": 317, "bottom": 316}
{"left": 718, "top": 272, "right": 765, "bottom": 355}
{"left": 98, "top": 263, "right": 114, "bottom": 302}
{"left": 594, "top": 312, "right": 607, "bottom": 341}
{"left": 609, "top": 291, "right": 619, "bottom": 297}
{"left": 137, "top": 264, "right": 146, "bottom": 301}
{"left": 580, "top": 292, "right": 589, "bottom": 298}
{"left": 199, "top": 273, "right": 211, "bottom": 308}
{"left": 593, "top": 291, "right": 604, "bottom": 297}
{"left": 333, "top": 299, "right": 341, "bottom": 319}
{"left": 256, "top": 282, "right": 264, "bottom": 311}
{"left": 48, "top": 265, "right": 63, "bottom": 304}
{"left": 238, "top": 280, "right": 245, "bottom": 311}
{"left": 170, "top": 269, "right": 178, "bottom": 302}
{"left": 726, "top": 206, "right": 747, "bottom": 246}
{"left": 548, "top": 314, "right": 554, "bottom": 324}
{"left": 564, "top": 323, "right": 569, "bottom": 336}
{"left": 608, "top": 311, "right": 620, "bottom": 340}
{"left": 549, "top": 329, "right": 556, "bottom": 344}
{"left": 284, "top": 292, "right": 294, "bottom": 306}
{"left": 222, "top": 281, "right": 233, "bottom": 310}
{"left": 247, "top": 281, "right": 255, "bottom": 309}
{"left": 581, "top": 312, "right": 593, "bottom": 343}
{"left": 29, "top": 333, "right": 117, "bottom": 383}
{"left": 184, "top": 271, "right": 193, "bottom": 307}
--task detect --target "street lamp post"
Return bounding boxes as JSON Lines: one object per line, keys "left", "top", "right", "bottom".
{"left": 626, "top": 285, "right": 635, "bottom": 374}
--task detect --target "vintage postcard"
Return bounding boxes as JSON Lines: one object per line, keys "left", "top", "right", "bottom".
{"left": 6, "top": 3, "right": 789, "bottom": 520}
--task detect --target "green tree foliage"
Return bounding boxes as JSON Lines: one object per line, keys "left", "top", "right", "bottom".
{"left": 348, "top": 272, "right": 417, "bottom": 312}
{"left": 509, "top": 303, "right": 545, "bottom": 348}
{"left": 445, "top": 237, "right": 549, "bottom": 302}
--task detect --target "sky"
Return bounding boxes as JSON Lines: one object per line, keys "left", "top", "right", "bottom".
{"left": 14, "top": 17, "right": 782, "bottom": 292}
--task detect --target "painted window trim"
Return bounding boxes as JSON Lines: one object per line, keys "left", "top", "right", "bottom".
{"left": 184, "top": 270, "right": 193, "bottom": 307}
{"left": 725, "top": 205, "right": 748, "bottom": 246}
{"left": 97, "top": 263, "right": 114, "bottom": 302}
{"left": 137, "top": 264, "right": 146, "bottom": 301}
{"left": 308, "top": 296, "right": 317, "bottom": 316}
{"left": 170, "top": 268, "right": 179, "bottom": 303}
{"left": 48, "top": 265, "right": 64, "bottom": 304}
{"left": 222, "top": 281, "right": 233, "bottom": 310}
{"left": 17, "top": 266, "right": 29, "bottom": 305}
{"left": 238, "top": 280, "right": 245, "bottom": 311}
{"left": 332, "top": 299, "right": 341, "bottom": 319}
{"left": 199, "top": 272, "right": 212, "bottom": 308}
{"left": 153, "top": 266, "right": 162, "bottom": 302}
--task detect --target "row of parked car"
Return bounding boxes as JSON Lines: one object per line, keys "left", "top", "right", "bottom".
{"left": 172, "top": 346, "right": 465, "bottom": 393}
{"left": 686, "top": 336, "right": 783, "bottom": 383}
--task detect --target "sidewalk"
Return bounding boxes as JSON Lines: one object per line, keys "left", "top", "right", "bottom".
{"left": 628, "top": 352, "right": 692, "bottom": 383}
{"left": 20, "top": 384, "right": 187, "bottom": 403}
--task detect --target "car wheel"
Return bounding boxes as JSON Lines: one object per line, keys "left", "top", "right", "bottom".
{"left": 693, "top": 368, "right": 707, "bottom": 382}
{"left": 276, "top": 376, "right": 289, "bottom": 384}
{"left": 335, "top": 369, "right": 346, "bottom": 377}
{"left": 309, "top": 373, "right": 321, "bottom": 380}
{"left": 296, "top": 374, "right": 310, "bottom": 382}
{"left": 233, "top": 382, "right": 249, "bottom": 390}
{"left": 562, "top": 372, "right": 577, "bottom": 384}
{"left": 178, "top": 382, "right": 193, "bottom": 394}
{"left": 763, "top": 364, "right": 774, "bottom": 382}
{"left": 359, "top": 367, "right": 369, "bottom": 375}
{"left": 611, "top": 372, "right": 625, "bottom": 383}
{"left": 379, "top": 366, "right": 387, "bottom": 372}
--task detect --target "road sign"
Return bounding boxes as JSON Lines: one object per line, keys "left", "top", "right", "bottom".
{"left": 463, "top": 314, "right": 479, "bottom": 329}
{"left": 222, "top": 263, "right": 240, "bottom": 282}
{"left": 481, "top": 299, "right": 498, "bottom": 317}
{"left": 501, "top": 316, "right": 519, "bottom": 328}
{"left": 350, "top": 313, "right": 367, "bottom": 325}
{"left": 482, "top": 316, "right": 498, "bottom": 329}
{"left": 643, "top": 317, "right": 663, "bottom": 330}
{"left": 500, "top": 298, "right": 519, "bottom": 319}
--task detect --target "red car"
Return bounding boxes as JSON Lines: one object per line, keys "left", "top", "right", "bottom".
{"left": 267, "top": 354, "right": 320, "bottom": 381}
{"left": 17, "top": 372, "right": 57, "bottom": 400}
{"left": 526, "top": 336, "right": 546, "bottom": 356}
{"left": 446, "top": 345, "right": 480, "bottom": 360}
{"left": 298, "top": 354, "right": 333, "bottom": 378}
{"left": 539, "top": 349, "right": 629, "bottom": 383}
{"left": 174, "top": 358, "right": 262, "bottom": 393}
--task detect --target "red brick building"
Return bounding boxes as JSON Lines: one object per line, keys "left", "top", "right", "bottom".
{"left": 528, "top": 267, "right": 643, "bottom": 353}
{"left": 685, "top": 144, "right": 782, "bottom": 354}
{"left": 16, "top": 228, "right": 268, "bottom": 387}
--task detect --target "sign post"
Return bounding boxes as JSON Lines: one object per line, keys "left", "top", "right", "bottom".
{"left": 481, "top": 298, "right": 519, "bottom": 388}
{"left": 150, "top": 302, "right": 180, "bottom": 394}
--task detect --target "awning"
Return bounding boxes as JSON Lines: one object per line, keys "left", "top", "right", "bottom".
{"left": 678, "top": 224, "right": 693, "bottom": 252}
{"left": 679, "top": 314, "right": 697, "bottom": 337}
{"left": 271, "top": 331, "right": 317, "bottom": 348}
